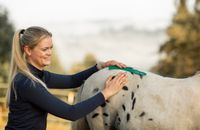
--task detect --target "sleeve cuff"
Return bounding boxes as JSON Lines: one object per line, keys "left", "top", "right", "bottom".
{"left": 96, "top": 61, "right": 104, "bottom": 70}
{"left": 94, "top": 92, "right": 106, "bottom": 106}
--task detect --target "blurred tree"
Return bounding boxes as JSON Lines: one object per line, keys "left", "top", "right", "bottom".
{"left": 67, "top": 53, "right": 97, "bottom": 93}
{"left": 0, "top": 6, "right": 65, "bottom": 81}
{"left": 152, "top": 0, "right": 200, "bottom": 78}
{"left": 68, "top": 53, "right": 97, "bottom": 74}
{"left": 0, "top": 6, "right": 14, "bottom": 82}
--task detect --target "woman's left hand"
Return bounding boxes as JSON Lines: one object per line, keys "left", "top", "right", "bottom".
{"left": 97, "top": 60, "right": 127, "bottom": 70}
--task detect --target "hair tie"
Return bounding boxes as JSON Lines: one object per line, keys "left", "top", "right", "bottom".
{"left": 20, "top": 29, "right": 25, "bottom": 34}
{"left": 19, "top": 29, "right": 25, "bottom": 48}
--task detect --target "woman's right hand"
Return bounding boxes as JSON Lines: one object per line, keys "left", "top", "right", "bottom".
{"left": 101, "top": 72, "right": 128, "bottom": 100}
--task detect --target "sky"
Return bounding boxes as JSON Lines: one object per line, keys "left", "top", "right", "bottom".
{"left": 0, "top": 0, "right": 178, "bottom": 29}
{"left": 0, "top": 0, "right": 196, "bottom": 70}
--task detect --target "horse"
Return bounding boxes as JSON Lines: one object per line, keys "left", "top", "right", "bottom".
{"left": 72, "top": 67, "right": 200, "bottom": 130}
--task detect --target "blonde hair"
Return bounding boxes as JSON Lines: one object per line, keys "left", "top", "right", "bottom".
{"left": 6, "top": 26, "right": 52, "bottom": 106}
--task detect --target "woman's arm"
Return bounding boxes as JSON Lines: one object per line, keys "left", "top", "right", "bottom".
{"left": 18, "top": 71, "right": 127, "bottom": 121}
{"left": 18, "top": 81, "right": 105, "bottom": 121}
{"left": 44, "top": 65, "right": 98, "bottom": 89}
{"left": 44, "top": 60, "right": 127, "bottom": 89}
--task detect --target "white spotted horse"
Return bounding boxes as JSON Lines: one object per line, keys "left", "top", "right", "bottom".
{"left": 72, "top": 66, "right": 200, "bottom": 130}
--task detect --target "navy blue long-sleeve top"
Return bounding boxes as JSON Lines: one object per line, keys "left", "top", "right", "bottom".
{"left": 5, "top": 64, "right": 105, "bottom": 130}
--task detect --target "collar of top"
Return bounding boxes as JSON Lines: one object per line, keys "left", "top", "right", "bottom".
{"left": 28, "top": 64, "right": 44, "bottom": 79}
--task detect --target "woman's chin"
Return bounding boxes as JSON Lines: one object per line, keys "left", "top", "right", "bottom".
{"left": 43, "top": 62, "right": 51, "bottom": 66}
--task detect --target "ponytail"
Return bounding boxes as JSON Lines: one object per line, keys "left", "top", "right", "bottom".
{"left": 6, "top": 27, "right": 50, "bottom": 106}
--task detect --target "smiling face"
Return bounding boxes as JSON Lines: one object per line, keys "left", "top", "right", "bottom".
{"left": 24, "top": 36, "right": 53, "bottom": 70}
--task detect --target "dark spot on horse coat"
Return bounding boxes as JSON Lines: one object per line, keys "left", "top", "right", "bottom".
{"left": 93, "top": 88, "right": 99, "bottom": 93}
{"left": 117, "top": 117, "right": 121, "bottom": 126}
{"left": 92, "top": 113, "right": 99, "bottom": 118}
{"left": 103, "top": 113, "right": 109, "bottom": 117}
{"left": 122, "top": 86, "right": 128, "bottom": 91}
{"left": 112, "top": 76, "right": 116, "bottom": 80}
{"left": 105, "top": 123, "right": 108, "bottom": 126}
{"left": 132, "top": 98, "right": 136, "bottom": 110}
{"left": 122, "top": 104, "right": 126, "bottom": 111}
{"left": 148, "top": 118, "right": 153, "bottom": 121}
{"left": 137, "top": 84, "right": 139, "bottom": 88}
{"left": 111, "top": 125, "right": 117, "bottom": 130}
{"left": 127, "top": 113, "right": 130, "bottom": 122}
{"left": 131, "top": 91, "right": 134, "bottom": 100}
{"left": 118, "top": 117, "right": 121, "bottom": 122}
{"left": 139, "top": 112, "right": 146, "bottom": 117}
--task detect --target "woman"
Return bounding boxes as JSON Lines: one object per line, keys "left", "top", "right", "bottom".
{"left": 5, "top": 26, "right": 128, "bottom": 130}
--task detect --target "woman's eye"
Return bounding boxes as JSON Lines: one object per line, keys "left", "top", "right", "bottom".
{"left": 42, "top": 48, "right": 48, "bottom": 51}
{"left": 42, "top": 46, "right": 53, "bottom": 51}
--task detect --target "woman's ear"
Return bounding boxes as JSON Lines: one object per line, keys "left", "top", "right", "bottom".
{"left": 23, "top": 45, "right": 32, "bottom": 56}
